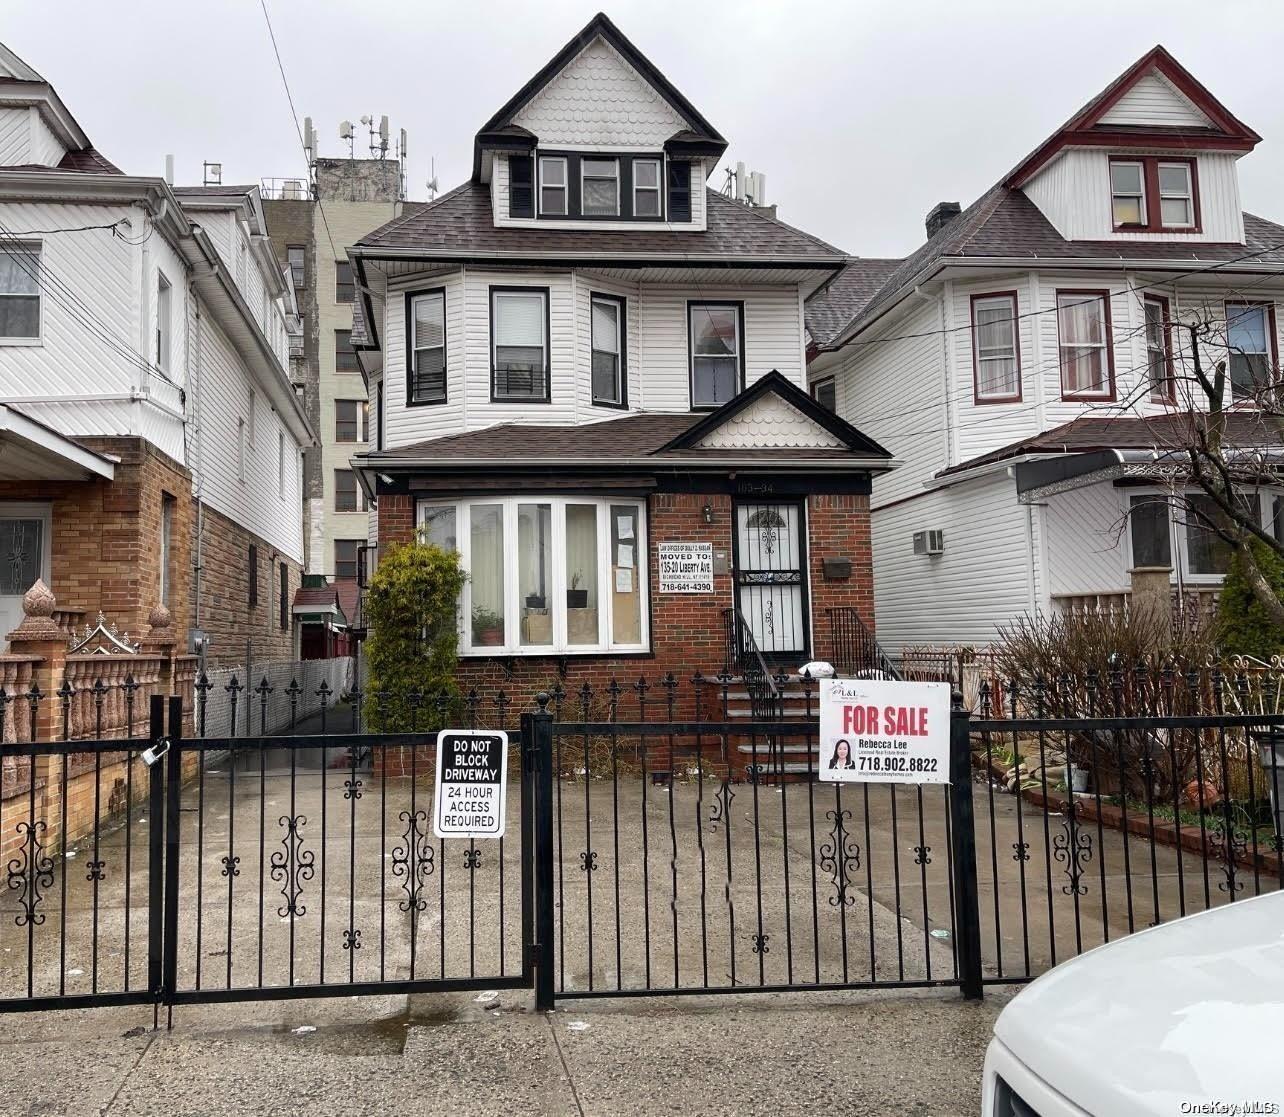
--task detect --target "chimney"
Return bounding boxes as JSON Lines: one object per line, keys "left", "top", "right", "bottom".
{"left": 925, "top": 201, "right": 961, "bottom": 239}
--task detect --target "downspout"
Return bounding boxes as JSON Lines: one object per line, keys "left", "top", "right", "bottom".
{"left": 190, "top": 280, "right": 205, "bottom": 633}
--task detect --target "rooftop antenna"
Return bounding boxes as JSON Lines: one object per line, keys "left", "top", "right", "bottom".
{"left": 399, "top": 128, "right": 409, "bottom": 200}
{"left": 303, "top": 116, "right": 315, "bottom": 165}
{"left": 202, "top": 160, "right": 222, "bottom": 187}
{"left": 426, "top": 157, "right": 439, "bottom": 202}
{"left": 339, "top": 120, "right": 354, "bottom": 159}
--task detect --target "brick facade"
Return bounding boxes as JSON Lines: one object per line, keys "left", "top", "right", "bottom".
{"left": 0, "top": 437, "right": 193, "bottom": 642}
{"left": 374, "top": 487, "right": 875, "bottom": 720}
{"left": 191, "top": 502, "right": 302, "bottom": 666}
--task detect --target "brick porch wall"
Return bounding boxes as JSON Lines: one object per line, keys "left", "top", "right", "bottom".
{"left": 372, "top": 490, "right": 877, "bottom": 721}
{"left": 0, "top": 437, "right": 193, "bottom": 642}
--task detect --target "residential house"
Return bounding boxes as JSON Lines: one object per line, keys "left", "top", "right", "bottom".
{"left": 806, "top": 46, "right": 1284, "bottom": 652}
{"left": 348, "top": 13, "right": 892, "bottom": 700}
{"left": 0, "top": 42, "right": 314, "bottom": 664}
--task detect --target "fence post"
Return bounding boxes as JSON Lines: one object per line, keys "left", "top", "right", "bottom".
{"left": 161, "top": 694, "right": 184, "bottom": 1027}
{"left": 948, "top": 689, "right": 984, "bottom": 1000}
{"left": 529, "top": 694, "right": 556, "bottom": 1011}
{"left": 147, "top": 694, "right": 165, "bottom": 1024}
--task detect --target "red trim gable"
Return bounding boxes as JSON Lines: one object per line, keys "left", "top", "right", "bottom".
{"left": 1006, "top": 46, "right": 1260, "bottom": 188}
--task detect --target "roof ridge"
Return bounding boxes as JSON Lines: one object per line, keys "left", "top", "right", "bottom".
{"left": 707, "top": 189, "right": 846, "bottom": 255}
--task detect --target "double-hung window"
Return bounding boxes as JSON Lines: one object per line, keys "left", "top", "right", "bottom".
{"left": 491, "top": 288, "right": 549, "bottom": 402}
{"left": 1056, "top": 291, "right": 1113, "bottom": 399}
{"left": 335, "top": 469, "right": 365, "bottom": 512}
{"left": 633, "top": 159, "right": 661, "bottom": 217}
{"left": 811, "top": 377, "right": 836, "bottom": 412}
{"left": 538, "top": 156, "right": 567, "bottom": 216}
{"left": 970, "top": 293, "right": 1021, "bottom": 402}
{"left": 689, "top": 302, "right": 742, "bottom": 409}
{"left": 335, "top": 539, "right": 363, "bottom": 581}
{"left": 1129, "top": 489, "right": 1266, "bottom": 580}
{"left": 418, "top": 496, "right": 647, "bottom": 654}
{"left": 408, "top": 290, "right": 446, "bottom": 404}
{"left": 1110, "top": 161, "right": 1146, "bottom": 227}
{"left": 1225, "top": 302, "right": 1275, "bottom": 400}
{"left": 335, "top": 260, "right": 354, "bottom": 303}
{"left": 590, "top": 295, "right": 625, "bottom": 406}
{"left": 335, "top": 329, "right": 358, "bottom": 372}
{"left": 0, "top": 246, "right": 40, "bottom": 340}
{"left": 1157, "top": 162, "right": 1194, "bottom": 228}
{"left": 1128, "top": 494, "right": 1172, "bottom": 568}
{"left": 581, "top": 158, "right": 619, "bottom": 217}
{"left": 1144, "top": 296, "right": 1174, "bottom": 402}
{"left": 335, "top": 399, "right": 368, "bottom": 442}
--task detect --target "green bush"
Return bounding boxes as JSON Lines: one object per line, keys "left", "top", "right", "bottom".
{"left": 1216, "top": 540, "right": 1284, "bottom": 661}
{"left": 363, "top": 541, "right": 467, "bottom": 730}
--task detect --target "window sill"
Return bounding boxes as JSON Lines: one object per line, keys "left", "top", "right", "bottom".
{"left": 460, "top": 647, "right": 651, "bottom": 659}
{"left": 974, "top": 394, "right": 1023, "bottom": 406}
{"left": 406, "top": 396, "right": 448, "bottom": 408}
{"left": 591, "top": 397, "right": 628, "bottom": 410}
{"left": 0, "top": 337, "right": 43, "bottom": 347}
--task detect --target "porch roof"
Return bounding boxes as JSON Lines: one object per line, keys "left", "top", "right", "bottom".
{"left": 938, "top": 412, "right": 1284, "bottom": 480}
{"left": 0, "top": 404, "right": 116, "bottom": 481}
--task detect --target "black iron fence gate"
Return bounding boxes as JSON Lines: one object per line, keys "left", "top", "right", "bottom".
{"left": 2, "top": 679, "right": 1282, "bottom": 1017}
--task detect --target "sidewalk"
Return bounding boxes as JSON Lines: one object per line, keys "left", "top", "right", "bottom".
{"left": 0, "top": 987, "right": 1004, "bottom": 1116}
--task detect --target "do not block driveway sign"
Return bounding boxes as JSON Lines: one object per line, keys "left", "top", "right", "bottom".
{"left": 433, "top": 730, "right": 509, "bottom": 839}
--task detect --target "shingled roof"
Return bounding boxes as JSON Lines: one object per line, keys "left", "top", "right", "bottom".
{"left": 939, "top": 411, "right": 1284, "bottom": 477}
{"left": 804, "top": 258, "right": 902, "bottom": 348}
{"left": 351, "top": 181, "right": 845, "bottom": 262}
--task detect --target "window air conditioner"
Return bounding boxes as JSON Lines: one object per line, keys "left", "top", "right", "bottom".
{"left": 912, "top": 529, "right": 945, "bottom": 556}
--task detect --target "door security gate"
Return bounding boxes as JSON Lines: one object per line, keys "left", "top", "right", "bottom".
{"left": 733, "top": 500, "right": 808, "bottom": 658}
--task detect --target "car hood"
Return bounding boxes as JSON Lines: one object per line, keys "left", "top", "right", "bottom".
{"left": 995, "top": 892, "right": 1284, "bottom": 1116}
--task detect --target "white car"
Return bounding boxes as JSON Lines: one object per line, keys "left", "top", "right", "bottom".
{"left": 982, "top": 891, "right": 1284, "bottom": 1116}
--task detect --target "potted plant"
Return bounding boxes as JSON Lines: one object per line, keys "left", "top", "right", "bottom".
{"left": 566, "top": 571, "right": 588, "bottom": 609}
{"left": 471, "top": 605, "right": 504, "bottom": 646}
{"left": 524, "top": 592, "right": 546, "bottom": 610}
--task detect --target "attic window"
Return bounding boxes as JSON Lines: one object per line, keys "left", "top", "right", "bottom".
{"left": 539, "top": 156, "right": 567, "bottom": 216}
{"left": 581, "top": 158, "right": 620, "bottom": 217}
{"left": 1110, "top": 156, "right": 1199, "bottom": 232}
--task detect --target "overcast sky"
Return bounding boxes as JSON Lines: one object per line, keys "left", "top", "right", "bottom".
{"left": 8, "top": 0, "right": 1284, "bottom": 257}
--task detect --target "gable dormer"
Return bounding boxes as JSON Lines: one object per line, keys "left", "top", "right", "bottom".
{"left": 1009, "top": 46, "right": 1260, "bottom": 244}
{"left": 0, "top": 43, "right": 87, "bottom": 169}
{"left": 474, "top": 13, "right": 726, "bottom": 232}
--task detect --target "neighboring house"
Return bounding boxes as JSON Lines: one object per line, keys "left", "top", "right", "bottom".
{"left": 0, "top": 42, "right": 314, "bottom": 663}
{"left": 806, "top": 46, "right": 1284, "bottom": 652}
{"left": 349, "top": 13, "right": 892, "bottom": 694}
{"left": 261, "top": 149, "right": 418, "bottom": 649}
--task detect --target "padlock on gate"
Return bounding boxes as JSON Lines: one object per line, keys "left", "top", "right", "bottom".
{"left": 141, "top": 737, "right": 171, "bottom": 767}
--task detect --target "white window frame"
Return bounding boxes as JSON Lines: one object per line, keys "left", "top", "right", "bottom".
{"left": 417, "top": 495, "right": 649, "bottom": 655}
{"left": 688, "top": 302, "right": 743, "bottom": 409}
{"left": 1157, "top": 162, "right": 1194, "bottom": 229}
{"left": 1110, "top": 160, "right": 1146, "bottom": 228}
{"left": 1124, "top": 487, "right": 1278, "bottom": 584}
{"left": 236, "top": 418, "right": 246, "bottom": 482}
{"left": 971, "top": 293, "right": 1021, "bottom": 402}
{"left": 491, "top": 288, "right": 549, "bottom": 402}
{"left": 632, "top": 158, "right": 662, "bottom": 218}
{"left": 590, "top": 295, "right": 624, "bottom": 406}
{"left": 0, "top": 243, "right": 42, "bottom": 344}
{"left": 580, "top": 158, "right": 620, "bottom": 218}
{"left": 335, "top": 398, "right": 369, "bottom": 442}
{"left": 156, "top": 272, "right": 172, "bottom": 373}
{"left": 409, "top": 289, "right": 447, "bottom": 404}
{"left": 538, "top": 156, "right": 568, "bottom": 216}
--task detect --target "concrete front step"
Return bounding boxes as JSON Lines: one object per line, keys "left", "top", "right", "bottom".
{"left": 735, "top": 742, "right": 815, "bottom": 756}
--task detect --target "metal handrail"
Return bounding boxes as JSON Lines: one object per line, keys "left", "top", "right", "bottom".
{"left": 722, "top": 607, "right": 780, "bottom": 698}
{"left": 826, "top": 607, "right": 900, "bottom": 679}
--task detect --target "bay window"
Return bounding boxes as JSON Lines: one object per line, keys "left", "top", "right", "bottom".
{"left": 1225, "top": 301, "right": 1275, "bottom": 401}
{"left": 1057, "top": 290, "right": 1114, "bottom": 399}
{"left": 491, "top": 287, "right": 549, "bottom": 402}
{"left": 1126, "top": 489, "right": 1275, "bottom": 581}
{"left": 590, "top": 294, "right": 625, "bottom": 406}
{"left": 689, "top": 302, "right": 743, "bottom": 409}
{"left": 418, "top": 496, "right": 647, "bottom": 654}
{"left": 581, "top": 158, "right": 620, "bottom": 217}
{"left": 970, "top": 292, "right": 1021, "bottom": 402}
{"left": 409, "top": 289, "right": 447, "bottom": 404}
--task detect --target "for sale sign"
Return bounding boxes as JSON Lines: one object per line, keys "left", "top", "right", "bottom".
{"left": 819, "top": 679, "right": 951, "bottom": 784}
{"left": 433, "top": 730, "right": 508, "bottom": 838}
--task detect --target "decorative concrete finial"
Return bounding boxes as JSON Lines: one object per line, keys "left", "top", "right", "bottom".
{"left": 8, "top": 579, "right": 61, "bottom": 642}
{"left": 148, "top": 603, "right": 172, "bottom": 631}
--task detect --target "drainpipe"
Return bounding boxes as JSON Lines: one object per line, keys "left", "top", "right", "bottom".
{"left": 190, "top": 281, "right": 205, "bottom": 633}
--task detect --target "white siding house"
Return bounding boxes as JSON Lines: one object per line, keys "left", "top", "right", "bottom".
{"left": 807, "top": 45, "right": 1284, "bottom": 651}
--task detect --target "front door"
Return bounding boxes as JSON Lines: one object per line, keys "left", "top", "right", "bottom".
{"left": 0, "top": 505, "right": 50, "bottom": 645}
{"left": 733, "top": 499, "right": 808, "bottom": 658}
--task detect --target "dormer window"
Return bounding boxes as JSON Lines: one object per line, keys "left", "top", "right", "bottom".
{"left": 1110, "top": 156, "right": 1199, "bottom": 232}
{"left": 581, "top": 158, "right": 620, "bottom": 217}
{"left": 633, "top": 159, "right": 661, "bottom": 218}
{"left": 539, "top": 156, "right": 567, "bottom": 216}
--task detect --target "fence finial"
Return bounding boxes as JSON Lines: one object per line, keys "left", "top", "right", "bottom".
{"left": 535, "top": 691, "right": 551, "bottom": 712}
